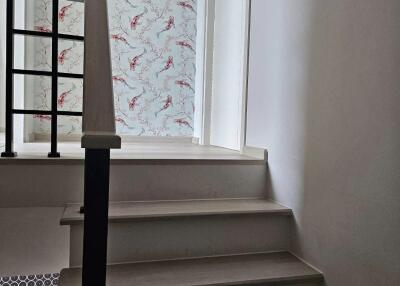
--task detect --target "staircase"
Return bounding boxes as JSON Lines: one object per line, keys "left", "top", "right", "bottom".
{"left": 58, "top": 156, "right": 324, "bottom": 286}
{"left": 1, "top": 0, "right": 323, "bottom": 283}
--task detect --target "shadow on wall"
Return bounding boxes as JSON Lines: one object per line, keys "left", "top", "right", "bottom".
{"left": 249, "top": 0, "right": 400, "bottom": 285}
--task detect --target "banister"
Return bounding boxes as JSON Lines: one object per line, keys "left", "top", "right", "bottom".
{"left": 81, "top": 0, "right": 121, "bottom": 286}
{"left": 2, "top": 0, "right": 85, "bottom": 158}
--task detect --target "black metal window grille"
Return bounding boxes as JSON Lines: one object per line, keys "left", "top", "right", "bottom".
{"left": 1, "top": 0, "right": 84, "bottom": 158}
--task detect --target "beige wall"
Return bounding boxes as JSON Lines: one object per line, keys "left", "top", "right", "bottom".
{"left": 246, "top": 0, "right": 400, "bottom": 285}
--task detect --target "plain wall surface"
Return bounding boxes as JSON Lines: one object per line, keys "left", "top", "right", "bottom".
{"left": 0, "top": 0, "right": 25, "bottom": 141}
{"left": 0, "top": 1, "right": 5, "bottom": 131}
{"left": 246, "top": 0, "right": 400, "bottom": 285}
{"left": 0, "top": 208, "right": 69, "bottom": 276}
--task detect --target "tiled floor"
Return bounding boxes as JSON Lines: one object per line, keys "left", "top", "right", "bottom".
{"left": 0, "top": 273, "right": 59, "bottom": 285}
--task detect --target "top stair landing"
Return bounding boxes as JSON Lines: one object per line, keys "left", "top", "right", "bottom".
{"left": 0, "top": 137, "right": 266, "bottom": 163}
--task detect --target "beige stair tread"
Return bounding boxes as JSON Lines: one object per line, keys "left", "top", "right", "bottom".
{"left": 59, "top": 252, "right": 323, "bottom": 286}
{"left": 61, "top": 199, "right": 292, "bottom": 225}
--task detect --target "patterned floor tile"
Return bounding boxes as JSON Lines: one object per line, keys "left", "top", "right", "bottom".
{"left": 0, "top": 273, "right": 59, "bottom": 286}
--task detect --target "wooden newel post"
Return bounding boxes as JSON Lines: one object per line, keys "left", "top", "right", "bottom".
{"left": 81, "top": 0, "right": 121, "bottom": 285}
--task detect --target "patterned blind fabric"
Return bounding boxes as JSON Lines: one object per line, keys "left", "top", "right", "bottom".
{"left": 30, "top": 0, "right": 198, "bottom": 137}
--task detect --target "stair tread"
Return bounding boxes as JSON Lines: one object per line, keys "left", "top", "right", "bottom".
{"left": 61, "top": 199, "right": 291, "bottom": 225}
{"left": 59, "top": 252, "right": 323, "bottom": 286}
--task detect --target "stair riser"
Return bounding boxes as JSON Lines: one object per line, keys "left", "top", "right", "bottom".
{"left": 0, "top": 162, "right": 267, "bottom": 207}
{"left": 68, "top": 215, "right": 290, "bottom": 266}
{"left": 248, "top": 283, "right": 322, "bottom": 286}
{"left": 242, "top": 282, "right": 322, "bottom": 286}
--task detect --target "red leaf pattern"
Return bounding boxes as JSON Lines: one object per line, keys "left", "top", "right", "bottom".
{"left": 31, "top": 0, "right": 197, "bottom": 136}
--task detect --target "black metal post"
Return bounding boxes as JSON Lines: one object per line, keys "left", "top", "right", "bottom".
{"left": 82, "top": 149, "right": 110, "bottom": 286}
{"left": 1, "top": 0, "right": 17, "bottom": 158}
{"left": 48, "top": 0, "right": 60, "bottom": 157}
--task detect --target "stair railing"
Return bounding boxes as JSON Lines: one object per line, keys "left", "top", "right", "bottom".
{"left": 1, "top": 0, "right": 84, "bottom": 158}
{"left": 2, "top": 0, "right": 119, "bottom": 283}
{"left": 81, "top": 0, "right": 121, "bottom": 285}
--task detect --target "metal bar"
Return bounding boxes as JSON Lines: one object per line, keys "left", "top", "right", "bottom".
{"left": 1, "top": 0, "right": 16, "bottom": 157}
{"left": 13, "top": 29, "right": 52, "bottom": 38}
{"left": 82, "top": 149, "right": 111, "bottom": 286}
{"left": 59, "top": 33, "right": 84, "bottom": 41}
{"left": 11, "top": 109, "right": 82, "bottom": 116}
{"left": 12, "top": 69, "right": 84, "bottom": 79}
{"left": 57, "top": 111, "right": 83, "bottom": 116}
{"left": 12, "top": 69, "right": 52, "bottom": 77}
{"left": 13, "top": 29, "right": 84, "bottom": 41}
{"left": 12, "top": 109, "right": 52, "bottom": 115}
{"left": 58, "top": 72, "right": 84, "bottom": 79}
{"left": 49, "top": 0, "right": 60, "bottom": 158}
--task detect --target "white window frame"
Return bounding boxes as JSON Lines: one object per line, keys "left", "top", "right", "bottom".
{"left": 200, "top": 0, "right": 251, "bottom": 151}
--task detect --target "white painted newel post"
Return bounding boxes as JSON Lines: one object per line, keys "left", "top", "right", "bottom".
{"left": 81, "top": 0, "right": 121, "bottom": 149}
{"left": 81, "top": 0, "right": 121, "bottom": 285}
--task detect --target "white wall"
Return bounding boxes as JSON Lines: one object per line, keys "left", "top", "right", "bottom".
{"left": 247, "top": 0, "right": 400, "bottom": 285}
{"left": 210, "top": 0, "right": 248, "bottom": 150}
{"left": 0, "top": 207, "right": 69, "bottom": 276}
{"left": 0, "top": 1, "right": 25, "bottom": 141}
{"left": 0, "top": 1, "right": 6, "bottom": 132}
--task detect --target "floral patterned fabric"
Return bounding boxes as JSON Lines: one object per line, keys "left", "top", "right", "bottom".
{"left": 30, "top": 0, "right": 197, "bottom": 137}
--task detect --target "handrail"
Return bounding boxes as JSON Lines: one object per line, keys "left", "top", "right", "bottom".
{"left": 80, "top": 0, "right": 121, "bottom": 285}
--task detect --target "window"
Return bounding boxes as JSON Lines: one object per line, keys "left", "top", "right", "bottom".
{"left": 27, "top": 0, "right": 200, "bottom": 139}
{"left": 17, "top": 0, "right": 250, "bottom": 150}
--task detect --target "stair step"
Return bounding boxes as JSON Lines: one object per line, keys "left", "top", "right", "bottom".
{"left": 64, "top": 199, "right": 292, "bottom": 265}
{"left": 61, "top": 199, "right": 291, "bottom": 225}
{"left": 1, "top": 160, "right": 268, "bottom": 207}
{"left": 59, "top": 252, "right": 323, "bottom": 286}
